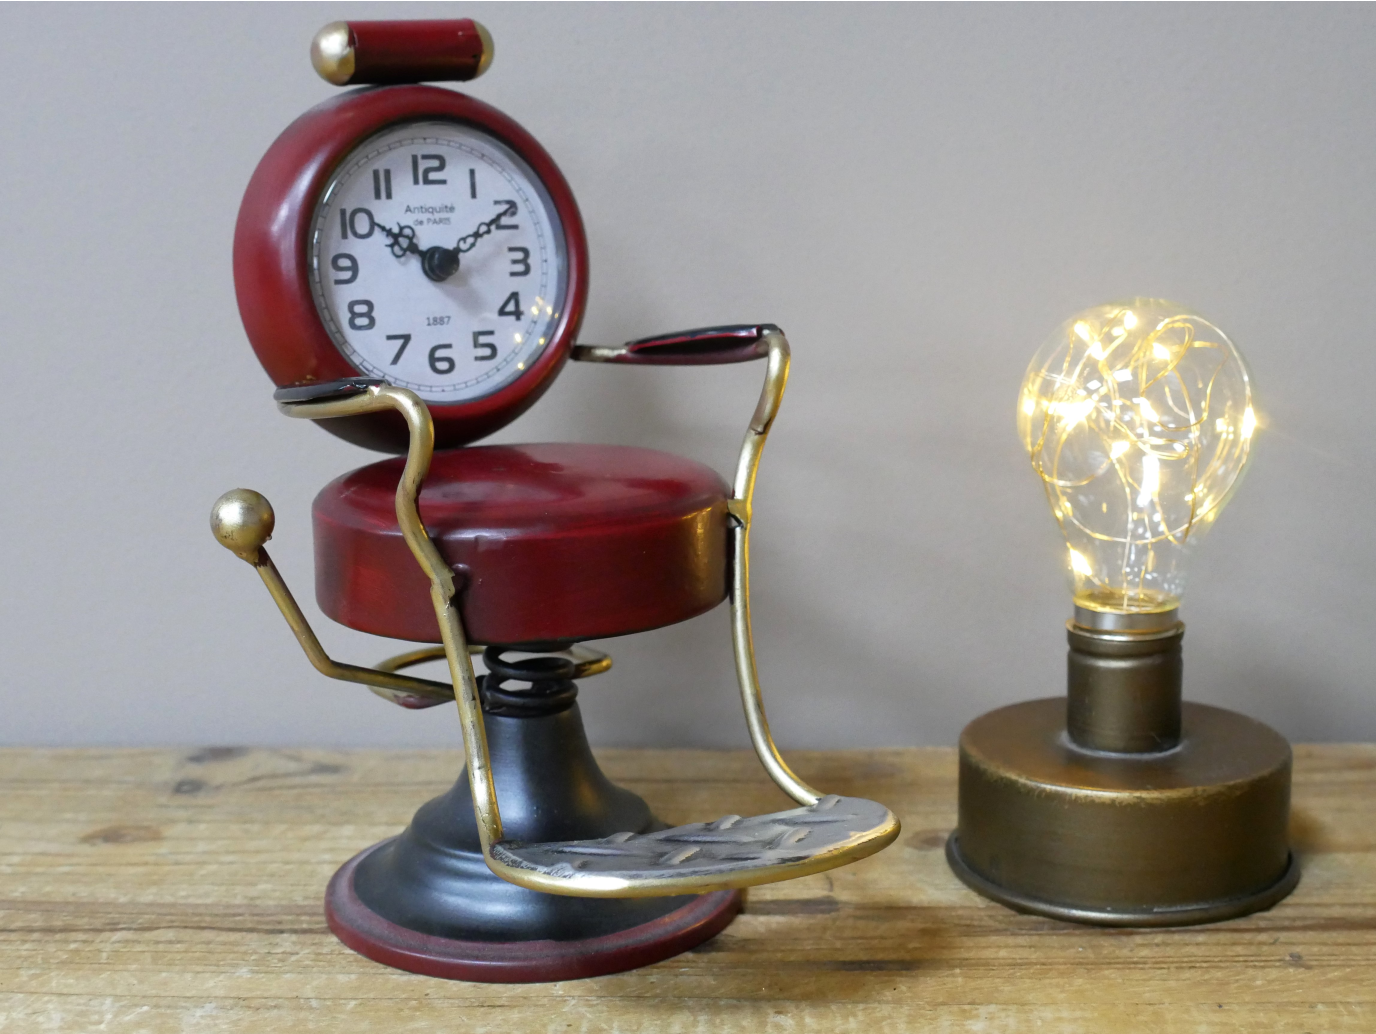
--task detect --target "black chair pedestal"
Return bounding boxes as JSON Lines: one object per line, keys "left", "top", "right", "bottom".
{"left": 325, "top": 694, "right": 740, "bottom": 982}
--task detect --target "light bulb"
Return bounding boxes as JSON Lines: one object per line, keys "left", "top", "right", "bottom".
{"left": 1018, "top": 299, "right": 1255, "bottom": 615}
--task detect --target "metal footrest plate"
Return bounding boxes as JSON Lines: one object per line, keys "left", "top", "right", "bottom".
{"left": 490, "top": 794, "right": 898, "bottom": 897}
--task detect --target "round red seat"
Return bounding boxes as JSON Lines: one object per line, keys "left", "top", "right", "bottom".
{"left": 313, "top": 443, "right": 731, "bottom": 645}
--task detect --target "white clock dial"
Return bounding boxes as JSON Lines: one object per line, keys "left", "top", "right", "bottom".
{"left": 309, "top": 120, "right": 568, "bottom": 404}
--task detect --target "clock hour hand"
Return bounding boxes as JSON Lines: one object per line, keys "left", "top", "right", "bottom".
{"left": 378, "top": 222, "right": 420, "bottom": 259}
{"left": 379, "top": 222, "right": 458, "bottom": 283}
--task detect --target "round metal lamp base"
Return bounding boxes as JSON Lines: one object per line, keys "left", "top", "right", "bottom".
{"left": 946, "top": 835, "right": 1299, "bottom": 927}
{"left": 951, "top": 698, "right": 1297, "bottom": 927}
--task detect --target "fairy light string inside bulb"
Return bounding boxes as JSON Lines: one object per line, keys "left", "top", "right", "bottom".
{"left": 1017, "top": 299, "right": 1256, "bottom": 614}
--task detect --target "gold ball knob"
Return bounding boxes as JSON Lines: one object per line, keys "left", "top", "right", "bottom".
{"left": 310, "top": 22, "right": 354, "bottom": 86}
{"left": 211, "top": 489, "right": 275, "bottom": 563}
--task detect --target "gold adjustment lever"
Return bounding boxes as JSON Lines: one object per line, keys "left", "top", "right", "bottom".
{"left": 212, "top": 339, "right": 898, "bottom": 897}
{"left": 205, "top": 496, "right": 608, "bottom": 712}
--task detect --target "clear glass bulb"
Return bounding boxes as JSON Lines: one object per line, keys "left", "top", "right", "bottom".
{"left": 1018, "top": 299, "right": 1256, "bottom": 614}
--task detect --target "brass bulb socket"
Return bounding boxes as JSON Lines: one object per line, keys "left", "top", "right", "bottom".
{"left": 1066, "top": 621, "right": 1184, "bottom": 754}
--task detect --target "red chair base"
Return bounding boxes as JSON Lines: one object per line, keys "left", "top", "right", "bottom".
{"left": 326, "top": 842, "right": 741, "bottom": 982}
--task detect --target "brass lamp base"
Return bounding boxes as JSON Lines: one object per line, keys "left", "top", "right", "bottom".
{"left": 948, "top": 697, "right": 1298, "bottom": 926}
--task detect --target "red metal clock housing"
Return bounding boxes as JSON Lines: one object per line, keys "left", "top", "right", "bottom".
{"left": 233, "top": 85, "right": 589, "bottom": 452}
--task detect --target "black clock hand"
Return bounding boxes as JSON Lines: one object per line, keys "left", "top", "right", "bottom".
{"left": 379, "top": 202, "right": 517, "bottom": 283}
{"left": 380, "top": 221, "right": 459, "bottom": 282}
{"left": 378, "top": 223, "right": 421, "bottom": 259}
{"left": 378, "top": 222, "right": 457, "bottom": 283}
{"left": 451, "top": 200, "right": 516, "bottom": 255}
{"left": 416, "top": 202, "right": 519, "bottom": 283}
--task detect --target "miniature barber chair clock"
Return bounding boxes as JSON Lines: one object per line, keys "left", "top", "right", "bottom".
{"left": 211, "top": 20, "right": 899, "bottom": 982}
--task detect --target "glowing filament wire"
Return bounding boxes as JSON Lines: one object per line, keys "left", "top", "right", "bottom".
{"left": 1017, "top": 299, "right": 1256, "bottom": 614}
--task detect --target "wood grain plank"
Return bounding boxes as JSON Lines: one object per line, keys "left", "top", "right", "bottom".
{"left": 0, "top": 746, "right": 1372, "bottom": 1032}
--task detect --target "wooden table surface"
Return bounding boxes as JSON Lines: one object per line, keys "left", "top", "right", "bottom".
{"left": 1, "top": 744, "right": 1372, "bottom": 1032}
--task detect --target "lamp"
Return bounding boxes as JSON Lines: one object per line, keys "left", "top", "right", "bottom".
{"left": 946, "top": 299, "right": 1299, "bottom": 925}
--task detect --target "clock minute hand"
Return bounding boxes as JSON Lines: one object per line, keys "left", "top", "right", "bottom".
{"left": 418, "top": 202, "right": 518, "bottom": 283}
{"left": 452, "top": 200, "right": 516, "bottom": 256}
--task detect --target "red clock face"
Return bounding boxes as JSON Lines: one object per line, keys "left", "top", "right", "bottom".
{"left": 234, "top": 86, "right": 589, "bottom": 452}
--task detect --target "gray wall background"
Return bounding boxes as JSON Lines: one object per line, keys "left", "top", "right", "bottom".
{"left": 2, "top": 3, "right": 1373, "bottom": 749}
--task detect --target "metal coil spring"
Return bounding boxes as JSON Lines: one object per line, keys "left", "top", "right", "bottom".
{"left": 480, "top": 647, "right": 576, "bottom": 716}
{"left": 480, "top": 646, "right": 605, "bottom": 717}
{"left": 372, "top": 643, "right": 610, "bottom": 714}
